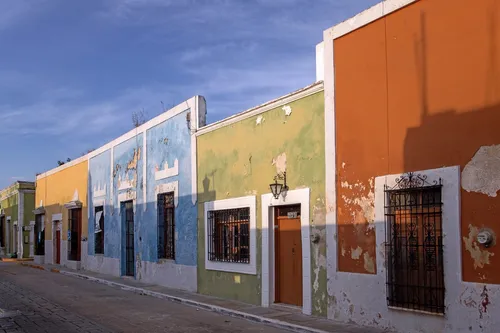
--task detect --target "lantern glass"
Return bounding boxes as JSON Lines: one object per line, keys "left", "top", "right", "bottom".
{"left": 270, "top": 182, "right": 283, "bottom": 199}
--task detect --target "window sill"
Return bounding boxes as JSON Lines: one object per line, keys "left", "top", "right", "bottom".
{"left": 206, "top": 261, "right": 256, "bottom": 275}
{"left": 388, "top": 306, "right": 444, "bottom": 317}
{"left": 94, "top": 253, "right": 104, "bottom": 257}
{"left": 158, "top": 259, "right": 176, "bottom": 265}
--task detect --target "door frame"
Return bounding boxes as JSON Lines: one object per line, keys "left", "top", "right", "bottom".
{"left": 261, "top": 188, "right": 311, "bottom": 315}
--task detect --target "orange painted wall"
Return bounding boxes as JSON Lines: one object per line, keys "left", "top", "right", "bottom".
{"left": 334, "top": 0, "right": 500, "bottom": 283}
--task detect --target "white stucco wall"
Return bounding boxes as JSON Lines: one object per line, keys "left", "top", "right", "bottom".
{"left": 325, "top": 166, "right": 500, "bottom": 333}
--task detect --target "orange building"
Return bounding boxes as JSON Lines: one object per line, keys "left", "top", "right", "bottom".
{"left": 321, "top": 0, "right": 499, "bottom": 332}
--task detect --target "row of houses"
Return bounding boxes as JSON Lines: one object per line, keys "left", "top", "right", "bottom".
{"left": 1, "top": 1, "right": 499, "bottom": 332}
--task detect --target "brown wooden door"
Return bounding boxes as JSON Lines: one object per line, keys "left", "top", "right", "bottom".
{"left": 56, "top": 230, "right": 61, "bottom": 264}
{"left": 274, "top": 205, "right": 303, "bottom": 307}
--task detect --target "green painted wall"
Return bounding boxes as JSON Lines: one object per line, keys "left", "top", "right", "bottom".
{"left": 1, "top": 187, "right": 18, "bottom": 255}
{"left": 197, "top": 90, "right": 327, "bottom": 316}
{"left": 0, "top": 182, "right": 35, "bottom": 256}
{"left": 23, "top": 192, "right": 36, "bottom": 258}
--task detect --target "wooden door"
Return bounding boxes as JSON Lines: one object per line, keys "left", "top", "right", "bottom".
{"left": 274, "top": 205, "right": 303, "bottom": 307}
{"left": 56, "top": 230, "right": 61, "bottom": 264}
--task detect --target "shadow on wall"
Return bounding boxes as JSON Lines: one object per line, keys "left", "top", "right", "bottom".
{"left": 403, "top": 11, "right": 500, "bottom": 284}
{"left": 86, "top": 172, "right": 199, "bottom": 271}
{"left": 38, "top": 201, "right": 89, "bottom": 263}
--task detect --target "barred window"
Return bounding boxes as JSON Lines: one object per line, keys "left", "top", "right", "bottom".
{"left": 94, "top": 206, "right": 104, "bottom": 254}
{"left": 207, "top": 208, "right": 250, "bottom": 264}
{"left": 158, "top": 192, "right": 175, "bottom": 260}
{"left": 385, "top": 173, "right": 445, "bottom": 314}
{"left": 34, "top": 214, "right": 45, "bottom": 255}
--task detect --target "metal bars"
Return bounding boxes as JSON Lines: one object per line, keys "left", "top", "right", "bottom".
{"left": 157, "top": 192, "right": 175, "bottom": 260}
{"left": 124, "top": 201, "right": 134, "bottom": 277}
{"left": 207, "top": 208, "right": 250, "bottom": 264}
{"left": 384, "top": 173, "right": 445, "bottom": 314}
{"left": 34, "top": 214, "right": 45, "bottom": 256}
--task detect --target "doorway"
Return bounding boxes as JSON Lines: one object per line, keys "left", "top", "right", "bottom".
{"left": 68, "top": 208, "right": 82, "bottom": 261}
{"left": 274, "top": 204, "right": 302, "bottom": 307}
{"left": 124, "top": 201, "right": 135, "bottom": 277}
{"left": 56, "top": 229, "right": 61, "bottom": 264}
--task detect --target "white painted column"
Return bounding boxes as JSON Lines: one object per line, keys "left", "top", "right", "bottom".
{"left": 29, "top": 220, "right": 35, "bottom": 257}
{"left": 18, "top": 191, "right": 24, "bottom": 258}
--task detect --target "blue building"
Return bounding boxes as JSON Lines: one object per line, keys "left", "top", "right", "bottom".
{"left": 85, "top": 96, "right": 206, "bottom": 292}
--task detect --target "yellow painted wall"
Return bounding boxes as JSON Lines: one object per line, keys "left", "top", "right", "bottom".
{"left": 35, "top": 160, "right": 88, "bottom": 241}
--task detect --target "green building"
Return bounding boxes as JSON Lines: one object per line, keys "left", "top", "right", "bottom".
{"left": 0, "top": 181, "right": 36, "bottom": 258}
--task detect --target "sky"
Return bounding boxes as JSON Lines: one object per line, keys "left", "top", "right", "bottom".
{"left": 0, "top": 0, "right": 379, "bottom": 188}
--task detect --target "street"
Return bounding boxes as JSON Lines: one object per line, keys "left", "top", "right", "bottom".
{"left": 0, "top": 262, "right": 290, "bottom": 333}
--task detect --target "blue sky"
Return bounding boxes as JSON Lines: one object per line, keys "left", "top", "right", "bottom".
{"left": 0, "top": 0, "right": 378, "bottom": 188}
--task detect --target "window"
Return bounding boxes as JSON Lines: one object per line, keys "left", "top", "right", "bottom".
{"left": 157, "top": 192, "right": 175, "bottom": 260}
{"left": 207, "top": 207, "right": 250, "bottom": 264}
{"left": 94, "top": 206, "right": 104, "bottom": 254}
{"left": 68, "top": 208, "right": 81, "bottom": 261}
{"left": 384, "top": 172, "right": 445, "bottom": 314}
{"left": 34, "top": 214, "right": 45, "bottom": 255}
{"left": 0, "top": 216, "right": 4, "bottom": 248}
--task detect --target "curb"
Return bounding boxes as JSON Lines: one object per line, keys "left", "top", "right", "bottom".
{"left": 60, "top": 270, "right": 329, "bottom": 333}
{"left": 18, "top": 263, "right": 331, "bottom": 333}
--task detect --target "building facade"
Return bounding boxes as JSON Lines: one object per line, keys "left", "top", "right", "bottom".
{"left": 322, "top": 0, "right": 500, "bottom": 332}
{"left": 0, "top": 181, "right": 35, "bottom": 258}
{"left": 86, "top": 96, "right": 206, "bottom": 292}
{"left": 196, "top": 83, "right": 326, "bottom": 316}
{"left": 34, "top": 159, "right": 88, "bottom": 269}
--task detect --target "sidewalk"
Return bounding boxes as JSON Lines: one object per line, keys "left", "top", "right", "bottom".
{"left": 19, "top": 262, "right": 393, "bottom": 333}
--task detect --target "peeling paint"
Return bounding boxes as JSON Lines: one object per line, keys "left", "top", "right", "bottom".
{"left": 127, "top": 148, "right": 141, "bottom": 170}
{"left": 282, "top": 105, "right": 292, "bottom": 116}
{"left": 463, "top": 224, "right": 495, "bottom": 269}
{"left": 255, "top": 115, "right": 264, "bottom": 125}
{"left": 272, "top": 152, "right": 287, "bottom": 174}
{"left": 363, "top": 252, "right": 375, "bottom": 273}
{"left": 462, "top": 144, "right": 500, "bottom": 197}
{"left": 351, "top": 246, "right": 362, "bottom": 259}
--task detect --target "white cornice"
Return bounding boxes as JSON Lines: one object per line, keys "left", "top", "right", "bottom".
{"left": 196, "top": 82, "right": 324, "bottom": 136}
{"left": 36, "top": 95, "right": 205, "bottom": 180}
{"left": 323, "top": 0, "right": 418, "bottom": 41}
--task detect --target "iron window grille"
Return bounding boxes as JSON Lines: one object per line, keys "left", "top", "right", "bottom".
{"left": 384, "top": 172, "right": 445, "bottom": 314}
{"left": 94, "top": 206, "right": 104, "bottom": 254}
{"left": 124, "top": 201, "right": 135, "bottom": 277}
{"left": 68, "top": 208, "right": 81, "bottom": 261}
{"left": 207, "top": 207, "right": 250, "bottom": 264}
{"left": 158, "top": 192, "right": 175, "bottom": 260}
{"left": 34, "top": 214, "right": 45, "bottom": 255}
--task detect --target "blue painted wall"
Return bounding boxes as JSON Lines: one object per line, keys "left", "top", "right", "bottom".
{"left": 88, "top": 150, "right": 114, "bottom": 256}
{"left": 88, "top": 108, "right": 197, "bottom": 276}
{"left": 144, "top": 109, "right": 196, "bottom": 266}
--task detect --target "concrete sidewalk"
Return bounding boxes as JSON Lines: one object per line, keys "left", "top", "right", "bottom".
{"left": 19, "top": 262, "right": 392, "bottom": 333}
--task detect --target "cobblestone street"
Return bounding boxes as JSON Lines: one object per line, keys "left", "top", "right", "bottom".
{"left": 0, "top": 263, "right": 289, "bottom": 333}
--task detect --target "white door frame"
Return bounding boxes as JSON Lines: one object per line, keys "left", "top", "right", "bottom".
{"left": 261, "top": 188, "right": 312, "bottom": 315}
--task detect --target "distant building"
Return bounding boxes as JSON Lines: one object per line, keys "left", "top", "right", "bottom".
{"left": 35, "top": 159, "right": 88, "bottom": 268}
{"left": 0, "top": 181, "right": 35, "bottom": 258}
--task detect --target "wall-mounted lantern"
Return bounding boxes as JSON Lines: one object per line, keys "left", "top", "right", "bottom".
{"left": 270, "top": 172, "right": 288, "bottom": 200}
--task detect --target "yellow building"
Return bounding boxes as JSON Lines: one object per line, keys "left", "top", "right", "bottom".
{"left": 34, "top": 156, "right": 88, "bottom": 269}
